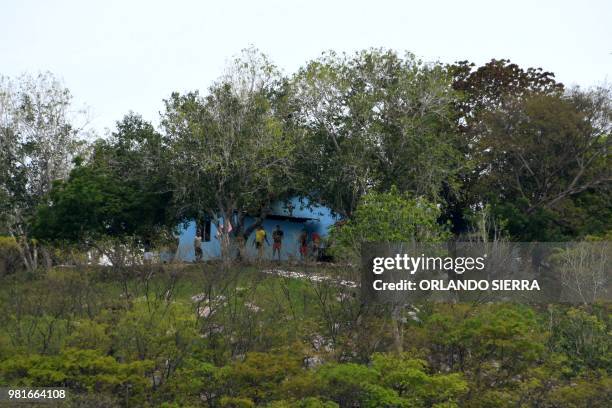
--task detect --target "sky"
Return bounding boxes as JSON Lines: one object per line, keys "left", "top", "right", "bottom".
{"left": 1, "top": 0, "right": 611, "bottom": 135}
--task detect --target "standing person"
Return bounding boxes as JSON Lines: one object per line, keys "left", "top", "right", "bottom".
{"left": 272, "top": 225, "right": 284, "bottom": 261}
{"left": 236, "top": 234, "right": 246, "bottom": 262}
{"left": 194, "top": 232, "right": 203, "bottom": 262}
{"left": 254, "top": 225, "right": 269, "bottom": 261}
{"left": 311, "top": 231, "right": 321, "bottom": 261}
{"left": 299, "top": 228, "right": 309, "bottom": 261}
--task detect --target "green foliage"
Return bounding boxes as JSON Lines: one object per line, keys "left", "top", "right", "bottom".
{"left": 169, "top": 352, "right": 303, "bottom": 405}
{"left": 65, "top": 320, "right": 112, "bottom": 354}
{"left": 220, "top": 396, "right": 256, "bottom": 407}
{"left": 489, "top": 199, "right": 566, "bottom": 241}
{"left": 18, "top": 51, "right": 609, "bottom": 257}
{"left": 0, "top": 72, "right": 86, "bottom": 271}
{"left": 1, "top": 50, "right": 610, "bottom": 408}
{"left": 33, "top": 166, "right": 142, "bottom": 241}
{"left": 162, "top": 85, "right": 294, "bottom": 216}
{"left": 267, "top": 397, "right": 339, "bottom": 408}
{"left": 161, "top": 48, "right": 297, "bottom": 255}
{"left": 313, "top": 363, "right": 380, "bottom": 406}
{"left": 0, "top": 265, "right": 610, "bottom": 407}
{"left": 32, "top": 114, "right": 174, "bottom": 247}
{"left": 548, "top": 307, "right": 611, "bottom": 374}
{"left": 371, "top": 353, "right": 467, "bottom": 405}
{"left": 447, "top": 59, "right": 611, "bottom": 241}
{"left": 0, "top": 235, "right": 22, "bottom": 275}
{"left": 0, "top": 348, "right": 153, "bottom": 401}
{"left": 423, "top": 305, "right": 546, "bottom": 370}
{"left": 548, "top": 374, "right": 612, "bottom": 408}
{"left": 293, "top": 49, "right": 463, "bottom": 217}
{"left": 329, "top": 187, "right": 449, "bottom": 260}
{"left": 279, "top": 354, "right": 466, "bottom": 407}
{"left": 112, "top": 297, "right": 198, "bottom": 380}
{"left": 474, "top": 88, "right": 611, "bottom": 241}
{"left": 450, "top": 58, "right": 564, "bottom": 125}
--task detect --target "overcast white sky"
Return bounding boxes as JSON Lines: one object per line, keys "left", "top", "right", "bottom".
{"left": 2, "top": 0, "right": 611, "bottom": 134}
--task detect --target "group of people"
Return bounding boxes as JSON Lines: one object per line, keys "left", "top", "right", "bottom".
{"left": 254, "top": 225, "right": 321, "bottom": 261}
{"left": 194, "top": 224, "right": 321, "bottom": 262}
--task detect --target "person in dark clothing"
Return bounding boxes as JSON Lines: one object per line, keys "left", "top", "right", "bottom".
{"left": 272, "top": 225, "right": 284, "bottom": 261}
{"left": 194, "top": 231, "right": 203, "bottom": 262}
{"left": 311, "top": 231, "right": 321, "bottom": 260}
{"left": 299, "top": 228, "right": 308, "bottom": 260}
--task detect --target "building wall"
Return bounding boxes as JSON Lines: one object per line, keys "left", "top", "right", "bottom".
{"left": 175, "top": 197, "right": 339, "bottom": 261}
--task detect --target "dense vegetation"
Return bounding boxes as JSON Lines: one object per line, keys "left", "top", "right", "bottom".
{"left": 0, "top": 264, "right": 610, "bottom": 407}
{"left": 1, "top": 49, "right": 610, "bottom": 268}
{"left": 1, "top": 48, "right": 610, "bottom": 406}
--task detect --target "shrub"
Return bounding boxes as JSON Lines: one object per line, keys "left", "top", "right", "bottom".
{"left": 0, "top": 236, "right": 23, "bottom": 275}
{"left": 328, "top": 187, "right": 449, "bottom": 261}
{"left": 0, "top": 349, "right": 153, "bottom": 403}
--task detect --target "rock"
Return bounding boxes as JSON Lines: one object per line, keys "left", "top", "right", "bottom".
{"left": 191, "top": 293, "right": 207, "bottom": 303}
{"left": 198, "top": 306, "right": 213, "bottom": 318}
{"left": 311, "top": 334, "right": 325, "bottom": 351}
{"left": 304, "top": 355, "right": 323, "bottom": 369}
{"left": 244, "top": 301, "right": 262, "bottom": 312}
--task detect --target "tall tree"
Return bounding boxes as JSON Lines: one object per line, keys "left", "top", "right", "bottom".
{"left": 476, "top": 87, "right": 611, "bottom": 240}
{"left": 450, "top": 58, "right": 564, "bottom": 130}
{"left": 444, "top": 59, "right": 566, "bottom": 235}
{"left": 162, "top": 49, "right": 297, "bottom": 259}
{"left": 32, "top": 115, "right": 174, "bottom": 264}
{"left": 291, "top": 49, "right": 461, "bottom": 217}
{"left": 0, "top": 72, "right": 86, "bottom": 270}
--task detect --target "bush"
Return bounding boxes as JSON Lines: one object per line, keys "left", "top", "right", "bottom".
{"left": 0, "top": 236, "right": 22, "bottom": 275}
{"left": 65, "top": 320, "right": 112, "bottom": 354}
{"left": 220, "top": 396, "right": 256, "bottom": 408}
{"left": 0, "top": 348, "right": 154, "bottom": 402}
{"left": 328, "top": 187, "right": 450, "bottom": 261}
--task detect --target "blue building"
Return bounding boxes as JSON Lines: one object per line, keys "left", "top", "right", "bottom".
{"left": 175, "top": 197, "right": 340, "bottom": 261}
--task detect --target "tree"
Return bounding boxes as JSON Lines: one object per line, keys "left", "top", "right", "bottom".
{"left": 328, "top": 186, "right": 450, "bottom": 353}
{"left": 450, "top": 58, "right": 564, "bottom": 130}
{"left": 0, "top": 72, "right": 86, "bottom": 271}
{"left": 0, "top": 348, "right": 153, "bottom": 405}
{"left": 548, "top": 306, "right": 611, "bottom": 374}
{"left": 280, "top": 355, "right": 466, "bottom": 407}
{"left": 439, "top": 59, "right": 566, "bottom": 235}
{"left": 475, "top": 88, "right": 611, "bottom": 240}
{"left": 291, "top": 49, "right": 462, "bottom": 217}
{"left": 550, "top": 242, "right": 610, "bottom": 304}
{"left": 329, "top": 186, "right": 449, "bottom": 261}
{"left": 162, "top": 49, "right": 297, "bottom": 260}
{"left": 32, "top": 115, "right": 174, "bottom": 265}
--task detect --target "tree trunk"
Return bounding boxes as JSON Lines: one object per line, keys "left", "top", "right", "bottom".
{"left": 219, "top": 210, "right": 233, "bottom": 266}
{"left": 41, "top": 246, "right": 53, "bottom": 270}
{"left": 15, "top": 233, "right": 37, "bottom": 272}
{"left": 391, "top": 305, "right": 404, "bottom": 353}
{"left": 241, "top": 205, "right": 272, "bottom": 241}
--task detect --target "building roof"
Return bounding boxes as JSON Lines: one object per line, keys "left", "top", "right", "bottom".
{"left": 265, "top": 213, "right": 318, "bottom": 223}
